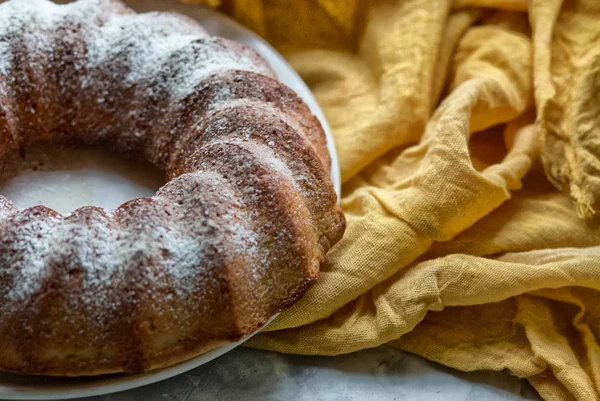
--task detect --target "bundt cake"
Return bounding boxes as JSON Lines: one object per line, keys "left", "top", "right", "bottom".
{"left": 0, "top": 0, "right": 345, "bottom": 376}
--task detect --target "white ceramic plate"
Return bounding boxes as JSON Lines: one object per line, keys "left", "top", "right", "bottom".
{"left": 0, "top": 2, "right": 340, "bottom": 400}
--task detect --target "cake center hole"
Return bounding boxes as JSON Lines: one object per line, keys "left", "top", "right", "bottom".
{"left": 0, "top": 143, "right": 166, "bottom": 214}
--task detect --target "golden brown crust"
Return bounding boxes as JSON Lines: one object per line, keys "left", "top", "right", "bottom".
{"left": 0, "top": 0, "right": 346, "bottom": 376}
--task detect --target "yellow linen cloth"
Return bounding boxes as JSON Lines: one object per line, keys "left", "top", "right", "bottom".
{"left": 184, "top": 1, "right": 600, "bottom": 399}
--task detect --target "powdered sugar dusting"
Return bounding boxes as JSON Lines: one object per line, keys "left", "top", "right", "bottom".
{"left": 0, "top": 0, "right": 335, "bottom": 371}
{"left": 0, "top": 168, "right": 266, "bottom": 327}
{"left": 0, "top": 0, "right": 277, "bottom": 323}
{"left": 85, "top": 11, "right": 271, "bottom": 100}
{"left": 0, "top": 210, "right": 59, "bottom": 304}
{"left": 0, "top": 0, "right": 275, "bottom": 109}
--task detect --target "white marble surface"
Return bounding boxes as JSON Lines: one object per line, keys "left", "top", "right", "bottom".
{"left": 72, "top": 346, "right": 541, "bottom": 401}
